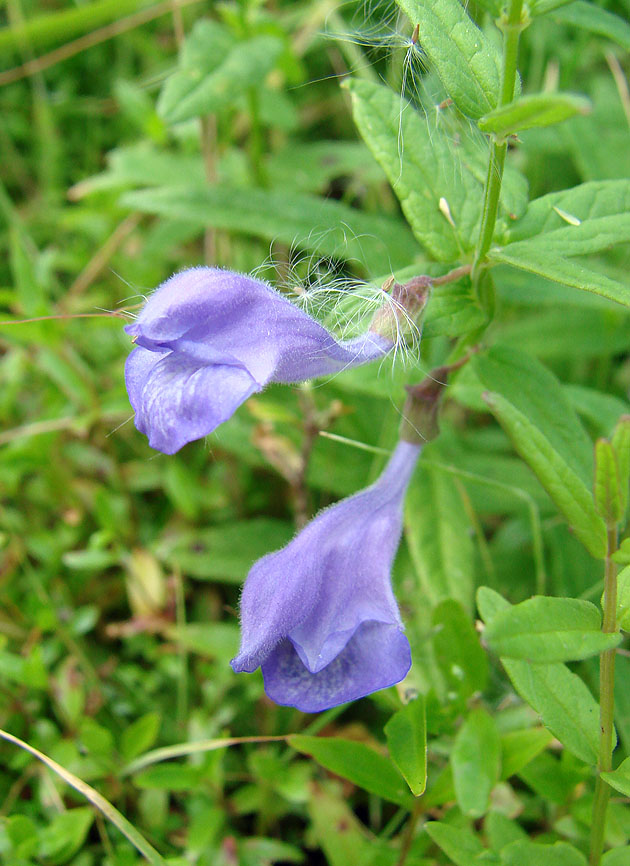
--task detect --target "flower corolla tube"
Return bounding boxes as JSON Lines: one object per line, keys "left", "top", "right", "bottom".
{"left": 124, "top": 267, "right": 394, "bottom": 454}
{"left": 231, "top": 440, "right": 421, "bottom": 712}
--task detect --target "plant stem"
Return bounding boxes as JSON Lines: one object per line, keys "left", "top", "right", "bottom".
{"left": 589, "top": 526, "right": 619, "bottom": 865}
{"left": 472, "top": 0, "right": 525, "bottom": 284}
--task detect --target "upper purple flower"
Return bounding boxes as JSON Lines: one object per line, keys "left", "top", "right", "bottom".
{"left": 124, "top": 267, "right": 393, "bottom": 454}
{"left": 231, "top": 440, "right": 421, "bottom": 712}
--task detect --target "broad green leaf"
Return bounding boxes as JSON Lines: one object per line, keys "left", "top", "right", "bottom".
{"left": 384, "top": 697, "right": 427, "bottom": 796}
{"left": 158, "top": 20, "right": 283, "bottom": 124}
{"left": 432, "top": 599, "right": 488, "bottom": 701}
{"left": 508, "top": 214, "right": 630, "bottom": 257}
{"left": 612, "top": 416, "right": 630, "bottom": 517}
{"left": 479, "top": 93, "right": 590, "bottom": 137}
{"left": 344, "top": 77, "right": 481, "bottom": 261}
{"left": 39, "top": 808, "right": 94, "bottom": 865}
{"left": 485, "top": 812, "right": 527, "bottom": 851}
{"left": 288, "top": 736, "right": 412, "bottom": 807}
{"left": 552, "top": 2, "right": 630, "bottom": 51}
{"left": 477, "top": 589, "right": 601, "bottom": 763}
{"left": 594, "top": 439, "right": 623, "bottom": 527}
{"left": 405, "top": 458, "right": 475, "bottom": 612}
{"left": 500, "top": 727, "right": 553, "bottom": 780}
{"left": 507, "top": 180, "right": 630, "bottom": 243}
{"left": 475, "top": 346, "right": 607, "bottom": 558}
{"left": 500, "top": 840, "right": 588, "bottom": 866}
{"left": 484, "top": 596, "right": 620, "bottom": 662}
{"left": 602, "top": 848, "right": 630, "bottom": 865}
{"left": 423, "top": 279, "right": 487, "bottom": 337}
{"left": 425, "top": 822, "right": 484, "bottom": 866}
{"left": 395, "top": 0, "right": 501, "bottom": 118}
{"left": 489, "top": 243, "right": 630, "bottom": 307}
{"left": 452, "top": 708, "right": 500, "bottom": 817}
{"left": 120, "top": 185, "right": 418, "bottom": 276}
{"left": 121, "top": 713, "right": 161, "bottom": 762}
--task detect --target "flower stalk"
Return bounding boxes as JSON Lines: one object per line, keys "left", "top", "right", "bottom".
{"left": 589, "top": 526, "right": 619, "bottom": 865}
{"left": 472, "top": 0, "right": 527, "bottom": 286}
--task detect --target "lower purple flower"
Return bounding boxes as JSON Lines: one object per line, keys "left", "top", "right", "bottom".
{"left": 124, "top": 267, "right": 393, "bottom": 454}
{"left": 231, "top": 440, "right": 421, "bottom": 712}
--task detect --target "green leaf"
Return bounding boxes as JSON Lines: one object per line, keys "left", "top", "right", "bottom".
{"left": 612, "top": 416, "right": 630, "bottom": 517}
{"left": 120, "top": 185, "right": 418, "bottom": 276}
{"left": 306, "top": 785, "right": 372, "bottom": 866}
{"left": 477, "top": 589, "right": 602, "bottom": 763}
{"left": 530, "top": 0, "right": 580, "bottom": 14}
{"left": 500, "top": 840, "right": 588, "bottom": 866}
{"left": 478, "top": 93, "right": 590, "bottom": 137}
{"left": 500, "top": 727, "right": 553, "bottom": 780}
{"left": 485, "top": 812, "right": 527, "bottom": 851}
{"left": 39, "top": 808, "right": 94, "bottom": 865}
{"left": 432, "top": 599, "right": 488, "bottom": 702}
{"left": 551, "top": 1, "right": 630, "bottom": 51}
{"left": 404, "top": 459, "right": 475, "bottom": 612}
{"left": 288, "top": 736, "right": 412, "bottom": 807}
{"left": 616, "top": 566, "right": 630, "bottom": 631}
{"left": 121, "top": 713, "right": 161, "bottom": 762}
{"left": 425, "top": 821, "right": 484, "bottom": 866}
{"left": 452, "top": 708, "right": 500, "bottom": 818}
{"left": 158, "top": 20, "right": 283, "bottom": 124}
{"left": 594, "top": 438, "right": 623, "bottom": 527}
{"left": 601, "top": 755, "right": 630, "bottom": 797}
{"left": 475, "top": 346, "right": 607, "bottom": 558}
{"left": 344, "top": 77, "right": 481, "bottom": 260}
{"left": 484, "top": 596, "right": 620, "bottom": 662}
{"left": 135, "top": 764, "right": 202, "bottom": 790}
{"left": 384, "top": 697, "right": 427, "bottom": 796}
{"left": 489, "top": 243, "right": 630, "bottom": 307}
{"left": 395, "top": 0, "right": 501, "bottom": 119}
{"left": 602, "top": 848, "right": 630, "bottom": 866}
{"left": 0, "top": 727, "right": 166, "bottom": 865}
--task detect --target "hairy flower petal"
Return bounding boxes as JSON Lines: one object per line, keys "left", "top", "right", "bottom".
{"left": 125, "top": 267, "right": 393, "bottom": 452}
{"left": 231, "top": 440, "right": 420, "bottom": 711}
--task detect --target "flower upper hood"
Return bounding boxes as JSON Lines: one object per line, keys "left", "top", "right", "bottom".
{"left": 125, "top": 267, "right": 393, "bottom": 454}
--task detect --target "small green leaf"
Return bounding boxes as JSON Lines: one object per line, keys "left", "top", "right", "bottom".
{"left": 425, "top": 822, "right": 484, "bottom": 866}
{"left": 484, "top": 596, "right": 620, "bottom": 662}
{"left": 485, "top": 812, "right": 527, "bottom": 851}
{"left": 500, "top": 839, "right": 588, "bottom": 865}
{"left": 288, "top": 736, "right": 412, "bottom": 807}
{"left": 452, "top": 708, "right": 500, "bottom": 817}
{"left": 384, "top": 697, "right": 427, "bottom": 796}
{"left": 602, "top": 847, "right": 630, "bottom": 865}
{"left": 594, "top": 438, "right": 623, "bottom": 527}
{"left": 395, "top": 0, "right": 501, "bottom": 118}
{"left": 432, "top": 599, "right": 488, "bottom": 701}
{"left": 477, "top": 586, "right": 510, "bottom": 624}
{"left": 121, "top": 713, "right": 161, "bottom": 762}
{"left": 601, "top": 755, "right": 630, "bottom": 797}
{"left": 478, "top": 93, "right": 590, "bottom": 137}
{"left": 135, "top": 764, "right": 202, "bottom": 790}
{"left": 612, "top": 416, "right": 630, "bottom": 517}
{"left": 158, "top": 20, "right": 283, "bottom": 124}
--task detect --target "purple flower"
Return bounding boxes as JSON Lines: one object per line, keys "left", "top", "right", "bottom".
{"left": 231, "top": 440, "right": 420, "bottom": 712}
{"left": 124, "top": 267, "right": 393, "bottom": 454}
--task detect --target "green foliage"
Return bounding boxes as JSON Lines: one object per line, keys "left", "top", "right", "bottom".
{"left": 3, "top": 0, "right": 630, "bottom": 863}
